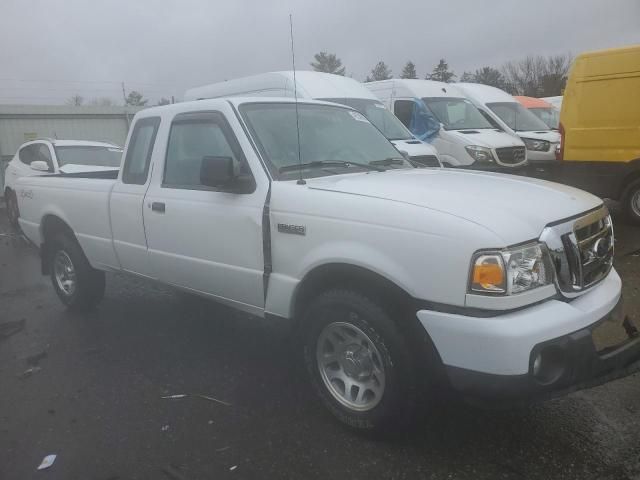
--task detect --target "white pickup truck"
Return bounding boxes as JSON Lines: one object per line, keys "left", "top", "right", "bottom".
{"left": 15, "top": 97, "right": 640, "bottom": 431}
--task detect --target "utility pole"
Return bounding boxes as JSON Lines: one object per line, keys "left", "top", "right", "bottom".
{"left": 121, "top": 82, "right": 130, "bottom": 129}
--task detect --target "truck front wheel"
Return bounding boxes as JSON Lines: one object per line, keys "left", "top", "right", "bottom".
{"left": 623, "top": 178, "right": 640, "bottom": 225}
{"left": 49, "top": 233, "right": 105, "bottom": 311}
{"left": 303, "top": 289, "right": 417, "bottom": 432}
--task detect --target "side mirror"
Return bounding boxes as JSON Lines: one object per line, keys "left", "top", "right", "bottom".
{"left": 399, "top": 150, "right": 411, "bottom": 161}
{"left": 30, "top": 160, "right": 50, "bottom": 172}
{"left": 200, "top": 156, "right": 234, "bottom": 188}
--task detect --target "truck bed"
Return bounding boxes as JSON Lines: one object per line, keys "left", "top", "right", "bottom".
{"left": 16, "top": 174, "right": 119, "bottom": 270}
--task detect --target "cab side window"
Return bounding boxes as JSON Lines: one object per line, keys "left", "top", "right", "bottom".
{"left": 19, "top": 143, "right": 53, "bottom": 171}
{"left": 163, "top": 112, "right": 249, "bottom": 190}
{"left": 122, "top": 117, "right": 161, "bottom": 185}
{"left": 394, "top": 100, "right": 414, "bottom": 128}
{"left": 18, "top": 145, "right": 34, "bottom": 165}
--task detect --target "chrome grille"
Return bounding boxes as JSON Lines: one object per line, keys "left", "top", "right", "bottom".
{"left": 540, "top": 207, "right": 614, "bottom": 297}
{"left": 409, "top": 155, "right": 440, "bottom": 167}
{"left": 495, "top": 146, "right": 526, "bottom": 165}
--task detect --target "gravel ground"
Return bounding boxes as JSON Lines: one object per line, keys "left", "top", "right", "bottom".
{"left": 0, "top": 208, "right": 639, "bottom": 480}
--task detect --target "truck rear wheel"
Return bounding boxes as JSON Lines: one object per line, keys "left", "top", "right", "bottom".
{"left": 49, "top": 233, "right": 105, "bottom": 311}
{"left": 302, "top": 289, "right": 417, "bottom": 432}
{"left": 623, "top": 178, "right": 640, "bottom": 225}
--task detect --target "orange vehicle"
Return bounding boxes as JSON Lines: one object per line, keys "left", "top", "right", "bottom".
{"left": 514, "top": 96, "right": 559, "bottom": 129}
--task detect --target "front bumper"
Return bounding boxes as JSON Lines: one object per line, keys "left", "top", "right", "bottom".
{"left": 417, "top": 270, "right": 640, "bottom": 401}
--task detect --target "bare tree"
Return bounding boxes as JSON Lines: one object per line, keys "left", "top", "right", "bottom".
{"left": 157, "top": 97, "right": 171, "bottom": 106}
{"left": 502, "top": 54, "right": 572, "bottom": 96}
{"left": 66, "top": 94, "right": 84, "bottom": 106}
{"left": 88, "top": 97, "right": 116, "bottom": 106}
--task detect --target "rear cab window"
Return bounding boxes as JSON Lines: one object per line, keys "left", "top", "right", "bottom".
{"left": 122, "top": 117, "right": 161, "bottom": 185}
{"left": 19, "top": 143, "right": 54, "bottom": 171}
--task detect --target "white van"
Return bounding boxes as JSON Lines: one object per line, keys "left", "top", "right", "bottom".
{"left": 184, "top": 71, "right": 441, "bottom": 167}
{"left": 456, "top": 83, "right": 560, "bottom": 164}
{"left": 541, "top": 96, "right": 563, "bottom": 110}
{"left": 365, "top": 79, "right": 527, "bottom": 169}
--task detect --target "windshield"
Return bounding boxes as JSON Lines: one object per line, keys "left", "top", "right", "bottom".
{"left": 487, "top": 102, "right": 551, "bottom": 131}
{"left": 319, "top": 98, "right": 413, "bottom": 141}
{"left": 422, "top": 97, "right": 493, "bottom": 130}
{"left": 530, "top": 107, "right": 559, "bottom": 129}
{"left": 54, "top": 145, "right": 123, "bottom": 168}
{"left": 240, "top": 103, "right": 410, "bottom": 180}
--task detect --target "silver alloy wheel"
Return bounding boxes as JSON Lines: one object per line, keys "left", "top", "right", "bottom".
{"left": 316, "top": 319, "right": 386, "bottom": 411}
{"left": 631, "top": 189, "right": 640, "bottom": 218}
{"left": 54, "top": 250, "right": 77, "bottom": 297}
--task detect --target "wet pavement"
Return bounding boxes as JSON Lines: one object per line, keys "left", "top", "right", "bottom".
{"left": 0, "top": 209, "right": 639, "bottom": 480}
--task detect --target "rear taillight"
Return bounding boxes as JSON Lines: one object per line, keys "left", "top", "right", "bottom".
{"left": 556, "top": 122, "right": 565, "bottom": 161}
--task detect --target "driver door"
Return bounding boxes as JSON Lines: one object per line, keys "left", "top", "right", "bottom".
{"left": 143, "top": 110, "right": 266, "bottom": 312}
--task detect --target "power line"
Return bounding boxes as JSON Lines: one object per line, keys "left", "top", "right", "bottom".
{"left": 0, "top": 77, "right": 181, "bottom": 88}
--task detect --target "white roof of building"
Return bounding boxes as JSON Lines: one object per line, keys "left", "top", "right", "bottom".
{"left": 0, "top": 104, "right": 143, "bottom": 116}
{"left": 184, "top": 71, "right": 379, "bottom": 101}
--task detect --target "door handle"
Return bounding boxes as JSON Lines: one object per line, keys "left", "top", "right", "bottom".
{"left": 151, "top": 202, "right": 165, "bottom": 213}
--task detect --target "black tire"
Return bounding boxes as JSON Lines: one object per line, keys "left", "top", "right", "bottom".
{"left": 622, "top": 178, "right": 640, "bottom": 225}
{"left": 5, "top": 190, "right": 19, "bottom": 228}
{"left": 302, "top": 289, "right": 418, "bottom": 433}
{"left": 49, "top": 233, "right": 105, "bottom": 312}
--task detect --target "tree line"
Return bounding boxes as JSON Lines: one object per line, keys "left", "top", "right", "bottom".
{"left": 310, "top": 51, "right": 573, "bottom": 97}
{"left": 65, "top": 52, "right": 571, "bottom": 107}
{"left": 66, "top": 90, "right": 171, "bottom": 107}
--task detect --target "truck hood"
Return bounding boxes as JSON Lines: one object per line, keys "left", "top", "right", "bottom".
{"left": 58, "top": 164, "right": 120, "bottom": 174}
{"left": 306, "top": 169, "right": 602, "bottom": 244}
{"left": 448, "top": 129, "right": 523, "bottom": 148}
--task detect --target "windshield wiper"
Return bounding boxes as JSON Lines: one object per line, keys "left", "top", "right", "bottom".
{"left": 279, "top": 160, "right": 385, "bottom": 173}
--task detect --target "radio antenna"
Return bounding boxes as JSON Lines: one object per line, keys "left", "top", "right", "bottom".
{"left": 289, "top": 14, "right": 305, "bottom": 185}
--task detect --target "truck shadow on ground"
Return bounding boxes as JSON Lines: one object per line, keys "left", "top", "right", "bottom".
{"left": 73, "top": 274, "right": 640, "bottom": 479}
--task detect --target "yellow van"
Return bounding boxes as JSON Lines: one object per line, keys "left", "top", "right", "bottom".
{"left": 559, "top": 44, "right": 640, "bottom": 223}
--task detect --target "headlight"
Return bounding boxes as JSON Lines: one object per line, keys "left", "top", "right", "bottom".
{"left": 522, "top": 137, "right": 550, "bottom": 152}
{"left": 465, "top": 145, "right": 494, "bottom": 163}
{"left": 470, "top": 243, "right": 553, "bottom": 295}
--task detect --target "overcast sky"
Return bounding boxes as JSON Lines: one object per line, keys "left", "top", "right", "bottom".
{"left": 1, "top": 0, "right": 638, "bottom": 105}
